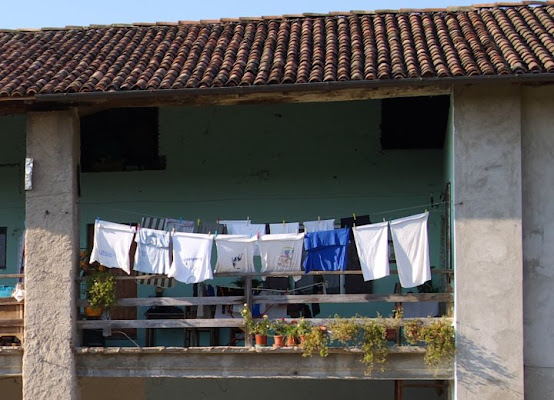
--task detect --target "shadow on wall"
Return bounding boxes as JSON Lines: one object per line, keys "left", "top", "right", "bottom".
{"left": 456, "top": 333, "right": 515, "bottom": 393}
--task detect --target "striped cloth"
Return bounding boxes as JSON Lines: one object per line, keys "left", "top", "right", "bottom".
{"left": 136, "top": 217, "right": 176, "bottom": 288}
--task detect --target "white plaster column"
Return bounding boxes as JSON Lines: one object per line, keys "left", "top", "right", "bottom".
{"left": 452, "top": 85, "right": 524, "bottom": 400}
{"left": 521, "top": 85, "right": 554, "bottom": 400}
{"left": 23, "top": 110, "right": 80, "bottom": 400}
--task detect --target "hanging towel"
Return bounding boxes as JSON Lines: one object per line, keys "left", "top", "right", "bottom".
{"left": 303, "top": 228, "right": 350, "bottom": 272}
{"left": 303, "top": 218, "right": 335, "bottom": 232}
{"left": 168, "top": 232, "right": 214, "bottom": 284}
{"left": 221, "top": 220, "right": 266, "bottom": 256}
{"left": 389, "top": 212, "right": 431, "bottom": 288}
{"left": 164, "top": 218, "right": 195, "bottom": 233}
{"left": 90, "top": 220, "right": 136, "bottom": 274}
{"left": 258, "top": 233, "right": 305, "bottom": 281}
{"left": 214, "top": 235, "right": 257, "bottom": 273}
{"left": 134, "top": 228, "right": 171, "bottom": 275}
{"left": 353, "top": 222, "right": 390, "bottom": 281}
{"left": 269, "top": 222, "right": 300, "bottom": 234}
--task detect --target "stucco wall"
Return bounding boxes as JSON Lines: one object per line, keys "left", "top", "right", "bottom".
{"left": 452, "top": 85, "right": 524, "bottom": 400}
{"left": 521, "top": 84, "right": 554, "bottom": 400}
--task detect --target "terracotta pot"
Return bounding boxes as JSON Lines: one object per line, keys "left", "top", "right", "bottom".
{"left": 286, "top": 336, "right": 297, "bottom": 347}
{"left": 255, "top": 334, "right": 268, "bottom": 346}
{"left": 84, "top": 306, "right": 103, "bottom": 318}
{"left": 386, "top": 328, "right": 398, "bottom": 341}
{"left": 273, "top": 335, "right": 285, "bottom": 348}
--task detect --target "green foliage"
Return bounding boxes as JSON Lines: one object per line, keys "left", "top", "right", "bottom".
{"left": 240, "top": 305, "right": 271, "bottom": 336}
{"left": 296, "top": 317, "right": 311, "bottom": 337}
{"left": 301, "top": 326, "right": 329, "bottom": 358}
{"left": 271, "top": 319, "right": 289, "bottom": 336}
{"left": 420, "top": 319, "right": 455, "bottom": 371}
{"left": 85, "top": 271, "right": 116, "bottom": 315}
{"left": 360, "top": 319, "right": 389, "bottom": 376}
{"left": 329, "top": 315, "right": 360, "bottom": 345}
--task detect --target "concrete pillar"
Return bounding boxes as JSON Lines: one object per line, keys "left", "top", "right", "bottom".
{"left": 23, "top": 110, "right": 80, "bottom": 400}
{"left": 452, "top": 85, "right": 524, "bottom": 400}
{"left": 521, "top": 85, "right": 554, "bottom": 400}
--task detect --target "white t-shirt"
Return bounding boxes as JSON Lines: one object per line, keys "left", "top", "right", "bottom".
{"left": 353, "top": 221, "right": 390, "bottom": 281}
{"left": 214, "top": 235, "right": 257, "bottom": 273}
{"left": 258, "top": 233, "right": 305, "bottom": 281}
{"left": 90, "top": 220, "right": 136, "bottom": 274}
{"left": 168, "top": 232, "right": 214, "bottom": 284}
{"left": 134, "top": 228, "right": 171, "bottom": 275}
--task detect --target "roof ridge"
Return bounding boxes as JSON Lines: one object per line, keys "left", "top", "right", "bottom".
{"left": 3, "top": 1, "right": 550, "bottom": 33}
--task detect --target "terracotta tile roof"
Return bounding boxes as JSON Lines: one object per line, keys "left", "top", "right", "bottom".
{"left": 1, "top": 2, "right": 554, "bottom": 98}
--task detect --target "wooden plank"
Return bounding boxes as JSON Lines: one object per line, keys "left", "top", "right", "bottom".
{"left": 0, "top": 274, "right": 24, "bottom": 279}
{"left": 0, "top": 299, "right": 24, "bottom": 306}
{"left": 77, "top": 295, "right": 245, "bottom": 307}
{"left": 252, "top": 293, "right": 453, "bottom": 304}
{"left": 0, "top": 319, "right": 24, "bottom": 327}
{"left": 77, "top": 317, "right": 451, "bottom": 330}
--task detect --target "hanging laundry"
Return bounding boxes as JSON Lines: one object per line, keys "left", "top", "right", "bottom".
{"left": 258, "top": 233, "right": 305, "bottom": 281}
{"left": 353, "top": 222, "right": 390, "bottom": 281}
{"left": 214, "top": 235, "right": 257, "bottom": 273}
{"left": 134, "top": 228, "right": 171, "bottom": 275}
{"left": 341, "top": 215, "right": 371, "bottom": 239}
{"left": 197, "top": 221, "right": 226, "bottom": 235}
{"left": 269, "top": 222, "right": 300, "bottom": 234}
{"left": 90, "top": 220, "right": 136, "bottom": 274}
{"left": 303, "top": 218, "right": 335, "bottom": 232}
{"left": 164, "top": 218, "right": 195, "bottom": 233}
{"left": 168, "top": 232, "right": 214, "bottom": 284}
{"left": 389, "top": 212, "right": 431, "bottom": 288}
{"left": 303, "top": 228, "right": 350, "bottom": 272}
{"left": 221, "top": 220, "right": 266, "bottom": 237}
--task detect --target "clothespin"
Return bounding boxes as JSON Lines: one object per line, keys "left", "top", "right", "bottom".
{"left": 214, "top": 230, "right": 218, "bottom": 238}
{"left": 247, "top": 216, "right": 250, "bottom": 224}
{"left": 96, "top": 217, "right": 100, "bottom": 222}
{"left": 318, "top": 216, "right": 321, "bottom": 222}
{"left": 137, "top": 224, "right": 141, "bottom": 231}
{"left": 178, "top": 217, "right": 183, "bottom": 223}
{"left": 283, "top": 219, "right": 286, "bottom": 226}
{"left": 383, "top": 218, "right": 386, "bottom": 223}
{"left": 217, "top": 217, "right": 220, "bottom": 224}
{"left": 257, "top": 232, "right": 261, "bottom": 240}
{"left": 425, "top": 209, "right": 428, "bottom": 213}
{"left": 197, "top": 218, "right": 201, "bottom": 227}
{"left": 352, "top": 212, "right": 356, "bottom": 227}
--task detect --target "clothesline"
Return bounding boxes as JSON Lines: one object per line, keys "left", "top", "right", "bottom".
{"left": 90, "top": 200, "right": 449, "bottom": 227}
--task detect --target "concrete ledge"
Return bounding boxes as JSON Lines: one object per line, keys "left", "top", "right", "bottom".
{"left": 75, "top": 346, "right": 453, "bottom": 380}
{"left": 0, "top": 346, "right": 23, "bottom": 376}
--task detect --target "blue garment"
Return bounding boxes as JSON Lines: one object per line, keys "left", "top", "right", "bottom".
{"left": 303, "top": 228, "right": 350, "bottom": 272}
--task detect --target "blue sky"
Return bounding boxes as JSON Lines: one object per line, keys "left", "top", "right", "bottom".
{"left": 2, "top": 0, "right": 479, "bottom": 29}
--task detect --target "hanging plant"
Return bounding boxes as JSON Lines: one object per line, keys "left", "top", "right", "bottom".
{"left": 300, "top": 325, "right": 329, "bottom": 358}
{"left": 329, "top": 315, "right": 361, "bottom": 346}
{"left": 360, "top": 318, "right": 388, "bottom": 376}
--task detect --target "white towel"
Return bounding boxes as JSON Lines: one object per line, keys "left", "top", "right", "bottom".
{"left": 258, "top": 233, "right": 305, "bottom": 281}
{"left": 214, "top": 235, "right": 257, "bottom": 273}
{"left": 168, "top": 232, "right": 214, "bottom": 284}
{"left": 269, "top": 222, "right": 300, "bottom": 234}
{"left": 134, "top": 228, "right": 171, "bottom": 275}
{"left": 353, "top": 221, "right": 390, "bottom": 281}
{"left": 389, "top": 212, "right": 431, "bottom": 288}
{"left": 303, "top": 219, "right": 335, "bottom": 232}
{"left": 90, "top": 220, "right": 136, "bottom": 274}
{"left": 221, "top": 220, "right": 266, "bottom": 256}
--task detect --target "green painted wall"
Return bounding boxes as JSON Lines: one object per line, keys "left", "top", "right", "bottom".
{"left": 0, "top": 115, "right": 25, "bottom": 284}
{"left": 78, "top": 99, "right": 448, "bottom": 346}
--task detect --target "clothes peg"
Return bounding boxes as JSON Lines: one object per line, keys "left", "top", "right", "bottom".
{"left": 214, "top": 230, "right": 218, "bottom": 238}
{"left": 217, "top": 217, "right": 220, "bottom": 224}
{"left": 247, "top": 216, "right": 250, "bottom": 223}
{"left": 197, "top": 218, "right": 201, "bottom": 227}
{"left": 425, "top": 209, "right": 428, "bottom": 213}
{"left": 352, "top": 212, "right": 356, "bottom": 220}
{"left": 96, "top": 217, "right": 100, "bottom": 222}
{"left": 318, "top": 216, "right": 321, "bottom": 222}
{"left": 383, "top": 218, "right": 386, "bottom": 223}
{"left": 283, "top": 219, "right": 286, "bottom": 226}
{"left": 178, "top": 217, "right": 183, "bottom": 223}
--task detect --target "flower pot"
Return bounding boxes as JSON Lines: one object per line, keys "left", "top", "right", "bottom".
{"left": 273, "top": 335, "right": 285, "bottom": 348}
{"left": 84, "top": 306, "right": 103, "bottom": 318}
{"left": 255, "top": 334, "right": 268, "bottom": 346}
{"left": 286, "top": 336, "right": 297, "bottom": 347}
{"left": 386, "top": 328, "right": 398, "bottom": 341}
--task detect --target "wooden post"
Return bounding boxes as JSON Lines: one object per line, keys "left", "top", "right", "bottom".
{"left": 244, "top": 276, "right": 253, "bottom": 347}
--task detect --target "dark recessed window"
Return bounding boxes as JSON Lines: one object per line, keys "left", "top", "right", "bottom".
{"left": 81, "top": 108, "right": 165, "bottom": 172}
{"left": 380, "top": 96, "right": 450, "bottom": 149}
{"left": 0, "top": 227, "right": 6, "bottom": 269}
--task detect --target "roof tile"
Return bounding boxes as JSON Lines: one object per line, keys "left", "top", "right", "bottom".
{"left": 0, "top": 3, "right": 553, "bottom": 98}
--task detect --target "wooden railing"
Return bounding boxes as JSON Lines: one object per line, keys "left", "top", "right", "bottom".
{"left": 76, "top": 269, "right": 454, "bottom": 346}
{"left": 0, "top": 274, "right": 24, "bottom": 346}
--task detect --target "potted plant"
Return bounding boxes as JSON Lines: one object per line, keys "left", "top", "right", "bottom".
{"left": 296, "top": 317, "right": 311, "bottom": 343}
{"left": 300, "top": 324, "right": 329, "bottom": 358}
{"left": 284, "top": 321, "right": 299, "bottom": 346}
{"left": 329, "top": 315, "right": 360, "bottom": 346}
{"left": 384, "top": 307, "right": 403, "bottom": 342}
{"left": 271, "top": 319, "right": 288, "bottom": 348}
{"left": 240, "top": 305, "right": 271, "bottom": 346}
{"left": 85, "top": 270, "right": 116, "bottom": 318}
{"left": 360, "top": 318, "right": 388, "bottom": 376}
{"left": 419, "top": 319, "right": 455, "bottom": 372}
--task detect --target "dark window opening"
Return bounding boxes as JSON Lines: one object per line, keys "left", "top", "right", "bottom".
{"left": 380, "top": 95, "right": 450, "bottom": 149}
{"left": 0, "top": 227, "right": 6, "bottom": 269}
{"left": 81, "top": 108, "right": 165, "bottom": 172}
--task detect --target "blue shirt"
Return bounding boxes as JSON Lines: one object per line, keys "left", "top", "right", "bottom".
{"left": 303, "top": 228, "right": 350, "bottom": 272}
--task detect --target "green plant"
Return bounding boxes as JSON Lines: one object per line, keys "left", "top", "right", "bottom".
{"left": 296, "top": 317, "right": 311, "bottom": 337}
{"left": 284, "top": 321, "right": 298, "bottom": 338}
{"left": 403, "top": 319, "right": 423, "bottom": 344}
{"left": 360, "top": 318, "right": 388, "bottom": 376}
{"left": 85, "top": 271, "right": 116, "bottom": 317}
{"left": 419, "top": 319, "right": 455, "bottom": 371}
{"left": 240, "top": 305, "right": 271, "bottom": 336}
{"left": 329, "top": 315, "right": 360, "bottom": 345}
{"left": 271, "top": 319, "right": 289, "bottom": 336}
{"left": 301, "top": 325, "right": 329, "bottom": 358}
